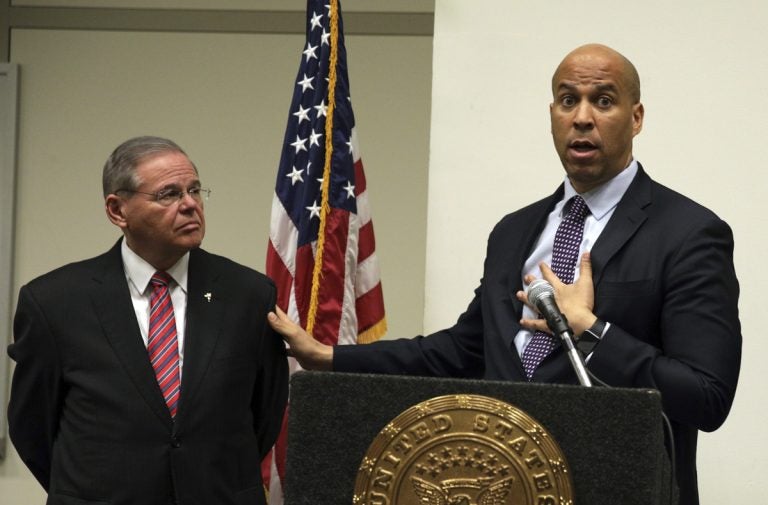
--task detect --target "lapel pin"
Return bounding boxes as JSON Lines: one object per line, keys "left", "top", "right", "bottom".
{"left": 204, "top": 292, "right": 212, "bottom": 302}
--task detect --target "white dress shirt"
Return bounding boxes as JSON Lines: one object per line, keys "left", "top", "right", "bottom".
{"left": 121, "top": 239, "right": 189, "bottom": 378}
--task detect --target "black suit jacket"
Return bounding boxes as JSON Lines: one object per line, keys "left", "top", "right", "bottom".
{"left": 334, "top": 166, "right": 741, "bottom": 505}
{"left": 8, "top": 240, "right": 289, "bottom": 505}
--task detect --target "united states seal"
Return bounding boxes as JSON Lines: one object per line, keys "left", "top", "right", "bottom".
{"left": 353, "top": 394, "right": 574, "bottom": 505}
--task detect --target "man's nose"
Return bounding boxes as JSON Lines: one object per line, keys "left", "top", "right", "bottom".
{"left": 178, "top": 192, "right": 201, "bottom": 211}
{"left": 573, "top": 101, "right": 595, "bottom": 130}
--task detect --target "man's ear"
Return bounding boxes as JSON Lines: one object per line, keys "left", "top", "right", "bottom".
{"left": 632, "top": 102, "right": 644, "bottom": 137}
{"left": 105, "top": 195, "right": 128, "bottom": 229}
{"left": 549, "top": 102, "right": 555, "bottom": 134}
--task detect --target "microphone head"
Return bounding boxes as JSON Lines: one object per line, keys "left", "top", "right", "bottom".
{"left": 526, "top": 279, "right": 555, "bottom": 306}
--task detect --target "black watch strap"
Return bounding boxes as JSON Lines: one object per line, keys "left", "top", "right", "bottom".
{"left": 577, "top": 318, "right": 605, "bottom": 355}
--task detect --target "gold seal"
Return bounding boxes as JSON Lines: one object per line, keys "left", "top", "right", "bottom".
{"left": 353, "top": 394, "right": 574, "bottom": 505}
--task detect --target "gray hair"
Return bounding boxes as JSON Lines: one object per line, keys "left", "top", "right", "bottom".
{"left": 102, "top": 136, "right": 194, "bottom": 197}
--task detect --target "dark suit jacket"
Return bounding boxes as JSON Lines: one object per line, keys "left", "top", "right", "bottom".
{"left": 8, "top": 240, "right": 289, "bottom": 505}
{"left": 334, "top": 166, "right": 741, "bottom": 505}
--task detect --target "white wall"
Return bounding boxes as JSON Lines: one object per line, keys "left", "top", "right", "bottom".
{"left": 428, "top": 0, "right": 767, "bottom": 502}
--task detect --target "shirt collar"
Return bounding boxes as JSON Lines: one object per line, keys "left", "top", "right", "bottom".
{"left": 562, "top": 159, "right": 639, "bottom": 221}
{"left": 121, "top": 239, "right": 190, "bottom": 295}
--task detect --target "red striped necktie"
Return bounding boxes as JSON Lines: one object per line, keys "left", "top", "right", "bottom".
{"left": 148, "top": 271, "right": 181, "bottom": 418}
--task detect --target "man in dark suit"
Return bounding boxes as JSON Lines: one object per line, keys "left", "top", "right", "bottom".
{"left": 267, "top": 44, "right": 741, "bottom": 505}
{"left": 8, "top": 136, "right": 289, "bottom": 505}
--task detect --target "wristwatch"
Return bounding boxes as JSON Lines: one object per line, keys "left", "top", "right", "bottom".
{"left": 577, "top": 318, "right": 605, "bottom": 355}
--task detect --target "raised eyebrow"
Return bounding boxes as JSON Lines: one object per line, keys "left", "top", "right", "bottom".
{"left": 594, "top": 83, "right": 619, "bottom": 95}
{"left": 555, "top": 83, "right": 619, "bottom": 95}
{"left": 555, "top": 83, "right": 578, "bottom": 95}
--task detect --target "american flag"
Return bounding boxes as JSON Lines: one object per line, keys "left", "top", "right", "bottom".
{"left": 262, "top": 0, "right": 386, "bottom": 501}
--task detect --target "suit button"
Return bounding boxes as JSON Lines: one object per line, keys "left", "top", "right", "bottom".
{"left": 171, "top": 436, "right": 181, "bottom": 448}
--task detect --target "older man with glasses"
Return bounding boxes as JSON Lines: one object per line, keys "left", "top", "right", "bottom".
{"left": 7, "top": 135, "right": 288, "bottom": 505}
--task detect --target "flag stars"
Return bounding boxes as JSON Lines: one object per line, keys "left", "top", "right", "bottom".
{"left": 286, "top": 166, "right": 304, "bottom": 185}
{"left": 343, "top": 181, "right": 355, "bottom": 199}
{"left": 293, "top": 104, "right": 311, "bottom": 124}
{"left": 310, "top": 12, "right": 323, "bottom": 30}
{"left": 309, "top": 129, "right": 323, "bottom": 147}
{"left": 297, "top": 73, "right": 314, "bottom": 93}
{"left": 303, "top": 42, "right": 318, "bottom": 62}
{"left": 269, "top": 1, "right": 386, "bottom": 365}
{"left": 315, "top": 100, "right": 328, "bottom": 118}
{"left": 306, "top": 200, "right": 321, "bottom": 219}
{"left": 290, "top": 135, "right": 308, "bottom": 154}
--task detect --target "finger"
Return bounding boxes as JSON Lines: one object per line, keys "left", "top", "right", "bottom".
{"left": 274, "top": 305, "right": 292, "bottom": 321}
{"left": 519, "top": 317, "right": 551, "bottom": 334}
{"left": 579, "top": 251, "right": 592, "bottom": 279}
{"left": 538, "top": 262, "right": 561, "bottom": 286}
{"left": 268, "top": 309, "right": 296, "bottom": 336}
{"left": 516, "top": 290, "right": 537, "bottom": 311}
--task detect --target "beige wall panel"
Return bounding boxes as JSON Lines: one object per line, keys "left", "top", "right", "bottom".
{"left": 0, "top": 26, "right": 430, "bottom": 503}
{"left": 12, "top": 0, "right": 435, "bottom": 13}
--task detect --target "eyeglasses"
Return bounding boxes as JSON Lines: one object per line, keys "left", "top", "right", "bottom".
{"left": 116, "top": 187, "right": 211, "bottom": 207}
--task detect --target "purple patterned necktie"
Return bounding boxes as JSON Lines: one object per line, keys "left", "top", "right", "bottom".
{"left": 148, "top": 271, "right": 181, "bottom": 417}
{"left": 521, "top": 195, "right": 590, "bottom": 380}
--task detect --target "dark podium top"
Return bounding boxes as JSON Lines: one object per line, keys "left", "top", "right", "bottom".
{"left": 284, "top": 371, "right": 676, "bottom": 505}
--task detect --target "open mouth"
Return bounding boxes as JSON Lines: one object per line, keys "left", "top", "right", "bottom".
{"left": 569, "top": 140, "right": 597, "bottom": 152}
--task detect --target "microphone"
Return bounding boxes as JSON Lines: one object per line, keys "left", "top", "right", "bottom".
{"left": 525, "top": 279, "right": 592, "bottom": 387}
{"left": 526, "top": 279, "right": 571, "bottom": 337}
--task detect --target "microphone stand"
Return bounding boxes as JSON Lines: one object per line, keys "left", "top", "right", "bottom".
{"left": 526, "top": 279, "right": 593, "bottom": 387}
{"left": 558, "top": 329, "right": 592, "bottom": 387}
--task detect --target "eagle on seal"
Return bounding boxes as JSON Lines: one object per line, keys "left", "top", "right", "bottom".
{"left": 410, "top": 475, "right": 515, "bottom": 505}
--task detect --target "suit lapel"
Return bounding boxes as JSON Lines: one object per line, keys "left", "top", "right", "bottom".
{"left": 175, "top": 248, "right": 225, "bottom": 422}
{"left": 507, "top": 187, "right": 564, "bottom": 309}
{"left": 504, "top": 188, "right": 564, "bottom": 375}
{"left": 91, "top": 240, "right": 173, "bottom": 426}
{"left": 590, "top": 166, "right": 652, "bottom": 287}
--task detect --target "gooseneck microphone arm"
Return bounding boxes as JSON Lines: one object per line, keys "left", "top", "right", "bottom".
{"left": 526, "top": 279, "right": 593, "bottom": 387}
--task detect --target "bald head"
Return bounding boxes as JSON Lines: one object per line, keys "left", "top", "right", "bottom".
{"left": 552, "top": 44, "right": 641, "bottom": 104}
{"left": 548, "top": 43, "right": 645, "bottom": 193}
